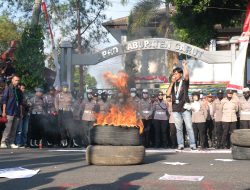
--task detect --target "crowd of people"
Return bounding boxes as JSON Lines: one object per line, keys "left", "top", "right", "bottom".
{"left": 0, "top": 61, "right": 249, "bottom": 150}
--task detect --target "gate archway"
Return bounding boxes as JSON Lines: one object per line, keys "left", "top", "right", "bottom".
{"left": 60, "top": 38, "right": 236, "bottom": 90}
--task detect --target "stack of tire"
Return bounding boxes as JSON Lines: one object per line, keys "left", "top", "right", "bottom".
{"left": 86, "top": 125, "right": 145, "bottom": 165}
{"left": 231, "top": 129, "right": 250, "bottom": 160}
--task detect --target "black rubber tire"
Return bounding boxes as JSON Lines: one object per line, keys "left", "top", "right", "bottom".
{"left": 231, "top": 129, "right": 250, "bottom": 147}
{"left": 90, "top": 125, "right": 140, "bottom": 146}
{"left": 232, "top": 145, "right": 250, "bottom": 160}
{"left": 86, "top": 145, "right": 145, "bottom": 165}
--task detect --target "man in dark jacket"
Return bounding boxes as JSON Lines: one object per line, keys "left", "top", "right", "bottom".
{"left": 1, "top": 75, "right": 22, "bottom": 148}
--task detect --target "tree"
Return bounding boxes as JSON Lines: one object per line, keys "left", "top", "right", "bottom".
{"left": 14, "top": 25, "right": 45, "bottom": 90}
{"left": 73, "top": 67, "right": 97, "bottom": 92}
{"left": 1, "top": 0, "right": 110, "bottom": 91}
{"left": 122, "top": 0, "right": 249, "bottom": 47}
{"left": 0, "top": 15, "right": 20, "bottom": 54}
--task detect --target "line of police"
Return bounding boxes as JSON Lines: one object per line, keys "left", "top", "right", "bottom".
{"left": 1, "top": 77, "right": 250, "bottom": 149}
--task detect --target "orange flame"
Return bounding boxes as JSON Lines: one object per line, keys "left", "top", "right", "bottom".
{"left": 103, "top": 71, "right": 129, "bottom": 94}
{"left": 95, "top": 104, "right": 144, "bottom": 134}
{"left": 94, "top": 71, "right": 144, "bottom": 134}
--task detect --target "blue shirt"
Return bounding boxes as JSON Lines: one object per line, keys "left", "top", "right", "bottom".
{"left": 2, "top": 85, "right": 22, "bottom": 116}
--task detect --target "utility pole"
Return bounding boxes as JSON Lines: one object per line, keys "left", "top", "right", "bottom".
{"left": 31, "top": 0, "right": 42, "bottom": 27}
{"left": 77, "top": 0, "right": 84, "bottom": 94}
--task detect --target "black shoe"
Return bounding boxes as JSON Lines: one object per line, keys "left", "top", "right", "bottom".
{"left": 191, "top": 147, "right": 197, "bottom": 150}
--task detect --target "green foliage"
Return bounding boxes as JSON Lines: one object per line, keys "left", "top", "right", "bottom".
{"left": 14, "top": 25, "right": 45, "bottom": 90}
{"left": 0, "top": 15, "right": 20, "bottom": 53}
{"left": 74, "top": 68, "right": 97, "bottom": 91}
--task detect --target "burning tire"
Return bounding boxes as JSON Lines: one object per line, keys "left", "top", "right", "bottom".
{"left": 232, "top": 145, "right": 250, "bottom": 160}
{"left": 86, "top": 145, "right": 145, "bottom": 165}
{"left": 231, "top": 129, "right": 250, "bottom": 147}
{"left": 90, "top": 125, "right": 140, "bottom": 146}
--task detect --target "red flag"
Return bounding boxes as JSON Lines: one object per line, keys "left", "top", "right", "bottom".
{"left": 243, "top": 1, "right": 250, "bottom": 33}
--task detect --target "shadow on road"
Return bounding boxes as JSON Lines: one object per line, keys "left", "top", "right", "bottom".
{"left": 39, "top": 172, "right": 151, "bottom": 190}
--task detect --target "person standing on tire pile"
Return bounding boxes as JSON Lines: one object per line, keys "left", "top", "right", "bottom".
{"left": 221, "top": 89, "right": 239, "bottom": 149}
{"left": 55, "top": 82, "right": 73, "bottom": 148}
{"left": 166, "top": 95, "right": 177, "bottom": 149}
{"left": 204, "top": 93, "right": 216, "bottom": 148}
{"left": 239, "top": 87, "right": 250, "bottom": 129}
{"left": 212, "top": 90, "right": 225, "bottom": 149}
{"left": 81, "top": 89, "right": 100, "bottom": 147}
{"left": 166, "top": 60, "right": 196, "bottom": 150}
{"left": 138, "top": 89, "right": 153, "bottom": 148}
{"left": 44, "top": 86, "right": 59, "bottom": 147}
{"left": 1, "top": 75, "right": 22, "bottom": 149}
{"left": 191, "top": 91, "right": 207, "bottom": 149}
{"left": 152, "top": 91, "right": 169, "bottom": 148}
{"left": 28, "top": 87, "right": 46, "bottom": 148}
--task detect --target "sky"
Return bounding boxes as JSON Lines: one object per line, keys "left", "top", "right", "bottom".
{"left": 87, "top": 0, "right": 137, "bottom": 88}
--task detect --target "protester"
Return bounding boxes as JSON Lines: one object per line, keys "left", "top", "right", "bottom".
{"left": 15, "top": 83, "right": 29, "bottom": 148}
{"left": 166, "top": 60, "right": 196, "bottom": 150}
{"left": 1, "top": 75, "right": 22, "bottom": 148}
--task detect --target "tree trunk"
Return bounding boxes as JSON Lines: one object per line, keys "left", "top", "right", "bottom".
{"left": 77, "top": 0, "right": 84, "bottom": 94}
{"left": 31, "top": 0, "right": 42, "bottom": 27}
{"left": 164, "top": 3, "right": 178, "bottom": 75}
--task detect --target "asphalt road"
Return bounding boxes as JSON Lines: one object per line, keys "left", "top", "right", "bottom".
{"left": 0, "top": 148, "right": 250, "bottom": 190}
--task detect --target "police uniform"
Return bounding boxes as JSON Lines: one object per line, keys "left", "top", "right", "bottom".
{"left": 55, "top": 83, "right": 73, "bottom": 147}
{"left": 44, "top": 87, "right": 59, "bottom": 146}
{"left": 191, "top": 92, "right": 208, "bottom": 149}
{"left": 72, "top": 95, "right": 83, "bottom": 147}
{"left": 28, "top": 88, "right": 46, "bottom": 147}
{"left": 212, "top": 90, "right": 224, "bottom": 148}
{"left": 166, "top": 96, "right": 177, "bottom": 149}
{"left": 138, "top": 89, "right": 153, "bottom": 147}
{"left": 152, "top": 92, "right": 169, "bottom": 148}
{"left": 221, "top": 89, "right": 238, "bottom": 148}
{"left": 128, "top": 88, "right": 140, "bottom": 112}
{"left": 98, "top": 92, "right": 110, "bottom": 115}
{"left": 205, "top": 93, "right": 215, "bottom": 148}
{"left": 81, "top": 90, "right": 99, "bottom": 146}
{"left": 239, "top": 88, "right": 250, "bottom": 129}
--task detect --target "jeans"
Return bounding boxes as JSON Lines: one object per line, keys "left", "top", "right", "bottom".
{"left": 1, "top": 115, "right": 20, "bottom": 145}
{"left": 172, "top": 110, "right": 196, "bottom": 148}
{"left": 15, "top": 115, "right": 29, "bottom": 146}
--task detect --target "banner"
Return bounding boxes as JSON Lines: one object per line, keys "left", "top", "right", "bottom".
{"left": 227, "top": 2, "right": 250, "bottom": 91}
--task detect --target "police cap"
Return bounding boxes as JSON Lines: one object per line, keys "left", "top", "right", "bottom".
{"left": 35, "top": 87, "right": 44, "bottom": 93}
{"left": 130, "top": 88, "right": 136, "bottom": 92}
{"left": 61, "top": 82, "right": 69, "bottom": 88}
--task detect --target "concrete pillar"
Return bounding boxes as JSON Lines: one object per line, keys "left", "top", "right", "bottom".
{"left": 60, "top": 41, "right": 73, "bottom": 89}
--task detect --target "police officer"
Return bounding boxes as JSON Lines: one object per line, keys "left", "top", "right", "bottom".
{"left": 212, "top": 90, "right": 224, "bottom": 149}
{"left": 55, "top": 82, "right": 73, "bottom": 147}
{"left": 72, "top": 94, "right": 83, "bottom": 147}
{"left": 98, "top": 91, "right": 110, "bottom": 114}
{"left": 152, "top": 91, "right": 169, "bottom": 148}
{"left": 81, "top": 89, "right": 99, "bottom": 146}
{"left": 44, "top": 86, "right": 58, "bottom": 147}
{"left": 138, "top": 89, "right": 153, "bottom": 147}
{"left": 128, "top": 88, "right": 140, "bottom": 111}
{"left": 205, "top": 92, "right": 215, "bottom": 148}
{"left": 221, "top": 89, "right": 238, "bottom": 149}
{"left": 166, "top": 95, "right": 177, "bottom": 149}
{"left": 191, "top": 91, "right": 207, "bottom": 149}
{"left": 239, "top": 87, "right": 250, "bottom": 129}
{"left": 149, "top": 93, "right": 156, "bottom": 147}
{"left": 28, "top": 87, "right": 46, "bottom": 147}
